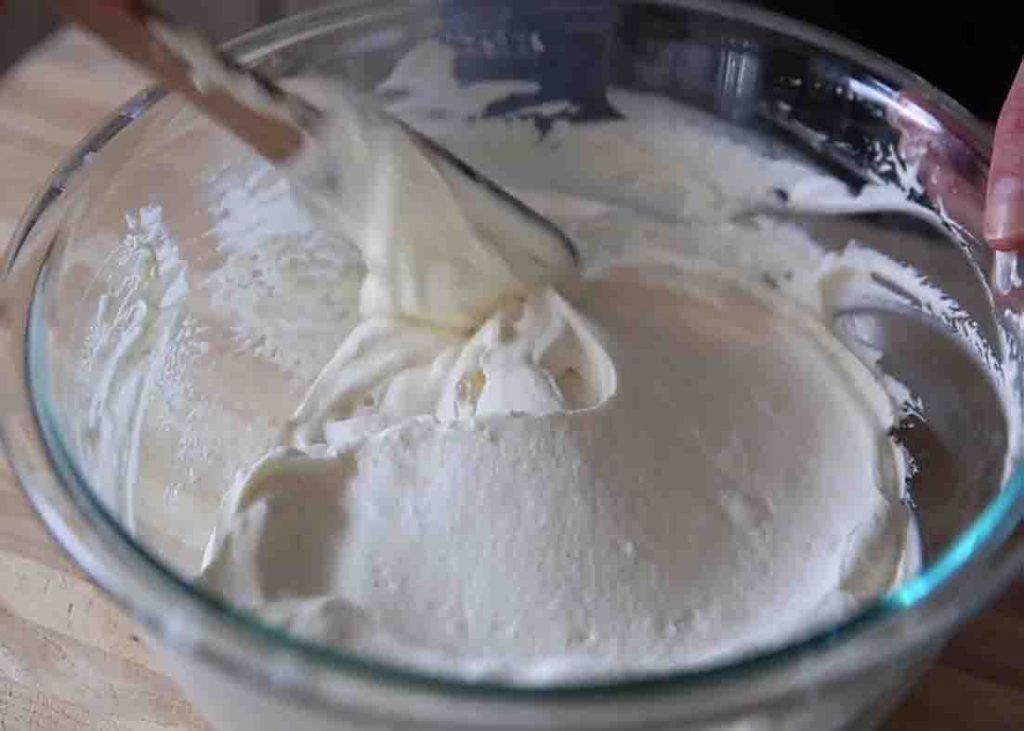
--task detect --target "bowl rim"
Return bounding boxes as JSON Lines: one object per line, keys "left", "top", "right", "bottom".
{"left": 3, "top": 0, "right": 1024, "bottom": 715}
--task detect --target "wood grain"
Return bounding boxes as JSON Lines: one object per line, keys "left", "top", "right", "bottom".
{"left": 0, "top": 27, "right": 1021, "bottom": 731}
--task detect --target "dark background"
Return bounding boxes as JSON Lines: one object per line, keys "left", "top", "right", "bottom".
{"left": 765, "top": 2, "right": 1021, "bottom": 121}
{"left": 1, "top": 1, "right": 1020, "bottom": 121}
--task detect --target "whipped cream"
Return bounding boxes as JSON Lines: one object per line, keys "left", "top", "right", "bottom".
{"left": 77, "top": 42, "right": 1011, "bottom": 683}
{"left": 194, "top": 51, "right": 913, "bottom": 681}
{"left": 200, "top": 263, "right": 910, "bottom": 680}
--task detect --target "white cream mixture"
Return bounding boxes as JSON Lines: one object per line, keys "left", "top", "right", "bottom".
{"left": 192, "top": 50, "right": 914, "bottom": 681}
{"left": 200, "top": 265, "right": 910, "bottom": 679}
{"left": 73, "top": 42, "right": 974, "bottom": 682}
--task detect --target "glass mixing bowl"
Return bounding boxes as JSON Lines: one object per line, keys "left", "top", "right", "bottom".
{"left": 3, "top": 1, "right": 1024, "bottom": 729}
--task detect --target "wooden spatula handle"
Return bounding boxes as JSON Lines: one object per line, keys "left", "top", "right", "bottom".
{"left": 49, "top": 0, "right": 312, "bottom": 162}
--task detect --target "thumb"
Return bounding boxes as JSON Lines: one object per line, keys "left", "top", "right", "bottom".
{"left": 985, "top": 59, "right": 1024, "bottom": 250}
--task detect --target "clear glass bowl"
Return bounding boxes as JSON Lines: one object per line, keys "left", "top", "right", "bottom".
{"left": 3, "top": 1, "right": 1024, "bottom": 729}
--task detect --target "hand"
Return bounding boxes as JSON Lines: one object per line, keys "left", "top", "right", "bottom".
{"left": 986, "top": 60, "right": 1024, "bottom": 251}
{"left": 887, "top": 61, "right": 1024, "bottom": 248}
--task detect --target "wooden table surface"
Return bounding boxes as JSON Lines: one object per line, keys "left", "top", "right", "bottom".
{"left": 2, "top": 28, "right": 1024, "bottom": 731}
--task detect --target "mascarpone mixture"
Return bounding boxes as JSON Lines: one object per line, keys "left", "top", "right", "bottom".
{"left": 194, "top": 54, "right": 913, "bottom": 679}
{"left": 76, "top": 42, "right": 970, "bottom": 682}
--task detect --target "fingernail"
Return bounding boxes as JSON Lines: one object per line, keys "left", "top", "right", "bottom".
{"left": 985, "top": 177, "right": 1024, "bottom": 250}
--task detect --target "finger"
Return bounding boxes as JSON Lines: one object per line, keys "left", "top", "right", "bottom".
{"left": 985, "top": 59, "right": 1024, "bottom": 250}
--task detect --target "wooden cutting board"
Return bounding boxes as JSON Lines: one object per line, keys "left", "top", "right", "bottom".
{"left": 1, "top": 28, "right": 1023, "bottom": 731}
